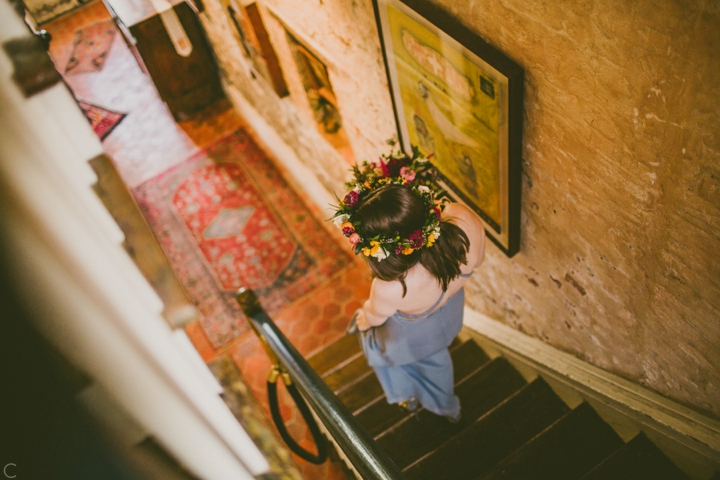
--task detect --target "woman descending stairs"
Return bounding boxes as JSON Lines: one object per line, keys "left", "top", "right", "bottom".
{"left": 307, "top": 334, "right": 693, "bottom": 480}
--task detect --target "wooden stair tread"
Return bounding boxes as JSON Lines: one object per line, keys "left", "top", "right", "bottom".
{"left": 452, "top": 340, "right": 491, "bottom": 381}
{"left": 404, "top": 377, "right": 570, "bottom": 480}
{"left": 354, "top": 397, "right": 406, "bottom": 438}
{"left": 580, "top": 433, "right": 690, "bottom": 480}
{"left": 307, "top": 333, "right": 360, "bottom": 376}
{"left": 478, "top": 402, "right": 624, "bottom": 480}
{"left": 323, "top": 354, "right": 369, "bottom": 392}
{"left": 337, "top": 371, "right": 384, "bottom": 413}
{"left": 355, "top": 340, "right": 491, "bottom": 436}
{"left": 376, "top": 356, "right": 527, "bottom": 470}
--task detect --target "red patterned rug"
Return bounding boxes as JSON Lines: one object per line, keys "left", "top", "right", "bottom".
{"left": 133, "top": 129, "right": 352, "bottom": 348}
{"left": 78, "top": 101, "right": 126, "bottom": 140}
{"left": 64, "top": 20, "right": 117, "bottom": 75}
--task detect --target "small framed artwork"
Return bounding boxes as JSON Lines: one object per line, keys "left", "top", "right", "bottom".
{"left": 286, "top": 32, "right": 356, "bottom": 164}
{"left": 373, "top": 0, "right": 524, "bottom": 256}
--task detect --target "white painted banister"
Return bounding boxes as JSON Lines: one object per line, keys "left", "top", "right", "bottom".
{"left": 0, "top": 2, "right": 269, "bottom": 476}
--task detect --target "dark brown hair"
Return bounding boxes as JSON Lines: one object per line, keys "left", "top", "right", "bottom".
{"left": 354, "top": 185, "right": 469, "bottom": 296}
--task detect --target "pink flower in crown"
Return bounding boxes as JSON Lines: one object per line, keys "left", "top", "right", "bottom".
{"left": 343, "top": 190, "right": 359, "bottom": 207}
{"left": 400, "top": 166, "right": 416, "bottom": 182}
{"left": 349, "top": 233, "right": 361, "bottom": 245}
{"left": 408, "top": 230, "right": 425, "bottom": 249}
{"left": 433, "top": 207, "right": 442, "bottom": 220}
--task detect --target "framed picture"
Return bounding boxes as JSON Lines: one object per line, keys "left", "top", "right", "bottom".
{"left": 286, "top": 32, "right": 356, "bottom": 164}
{"left": 373, "top": 0, "right": 524, "bottom": 256}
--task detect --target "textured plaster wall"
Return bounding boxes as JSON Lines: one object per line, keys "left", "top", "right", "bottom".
{"left": 450, "top": 0, "right": 720, "bottom": 418}
{"left": 198, "top": 0, "right": 720, "bottom": 417}
{"left": 197, "top": 0, "right": 397, "bottom": 195}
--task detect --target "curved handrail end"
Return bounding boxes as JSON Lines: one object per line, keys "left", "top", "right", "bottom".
{"left": 236, "top": 287, "right": 262, "bottom": 316}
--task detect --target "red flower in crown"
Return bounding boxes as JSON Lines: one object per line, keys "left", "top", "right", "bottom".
{"left": 378, "top": 156, "right": 410, "bottom": 178}
{"left": 343, "top": 190, "right": 359, "bottom": 207}
{"left": 408, "top": 230, "right": 425, "bottom": 249}
{"left": 379, "top": 157, "right": 390, "bottom": 177}
{"left": 386, "top": 157, "right": 407, "bottom": 177}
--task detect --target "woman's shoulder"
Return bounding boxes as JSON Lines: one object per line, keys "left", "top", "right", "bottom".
{"left": 443, "top": 203, "right": 485, "bottom": 234}
{"left": 370, "top": 276, "right": 406, "bottom": 303}
{"left": 443, "top": 202, "right": 486, "bottom": 268}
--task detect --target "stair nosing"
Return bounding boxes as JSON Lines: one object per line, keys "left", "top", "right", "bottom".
{"left": 321, "top": 351, "right": 365, "bottom": 380}
{"left": 353, "top": 393, "right": 387, "bottom": 416}
{"left": 333, "top": 369, "right": 375, "bottom": 396}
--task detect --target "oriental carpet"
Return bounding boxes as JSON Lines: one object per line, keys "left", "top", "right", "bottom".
{"left": 78, "top": 101, "right": 126, "bottom": 140}
{"left": 133, "top": 129, "right": 351, "bottom": 348}
{"left": 64, "top": 20, "right": 116, "bottom": 75}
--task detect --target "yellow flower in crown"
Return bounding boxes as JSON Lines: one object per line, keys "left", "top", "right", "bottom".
{"left": 426, "top": 233, "right": 436, "bottom": 247}
{"left": 362, "top": 241, "right": 381, "bottom": 256}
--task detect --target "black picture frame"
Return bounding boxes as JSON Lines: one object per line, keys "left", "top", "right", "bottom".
{"left": 373, "top": 0, "right": 524, "bottom": 256}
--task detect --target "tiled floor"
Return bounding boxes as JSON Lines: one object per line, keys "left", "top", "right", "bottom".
{"left": 45, "top": 3, "right": 370, "bottom": 478}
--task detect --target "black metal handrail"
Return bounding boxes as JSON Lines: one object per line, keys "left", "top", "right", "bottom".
{"left": 266, "top": 363, "right": 328, "bottom": 464}
{"left": 236, "top": 288, "right": 405, "bottom": 480}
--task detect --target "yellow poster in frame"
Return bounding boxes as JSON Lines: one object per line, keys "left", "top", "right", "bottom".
{"left": 374, "top": 0, "right": 523, "bottom": 256}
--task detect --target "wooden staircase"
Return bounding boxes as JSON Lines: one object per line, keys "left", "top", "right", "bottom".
{"left": 308, "top": 334, "right": 695, "bottom": 480}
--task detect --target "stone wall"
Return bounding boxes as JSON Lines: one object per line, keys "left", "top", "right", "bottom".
{"left": 197, "top": 0, "right": 720, "bottom": 418}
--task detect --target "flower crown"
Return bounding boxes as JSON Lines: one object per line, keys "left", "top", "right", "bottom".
{"left": 331, "top": 144, "right": 445, "bottom": 261}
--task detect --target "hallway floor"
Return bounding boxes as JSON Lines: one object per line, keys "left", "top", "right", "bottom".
{"left": 44, "top": 2, "right": 369, "bottom": 478}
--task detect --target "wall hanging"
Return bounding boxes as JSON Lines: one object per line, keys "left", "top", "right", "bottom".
{"left": 373, "top": 0, "right": 524, "bottom": 256}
